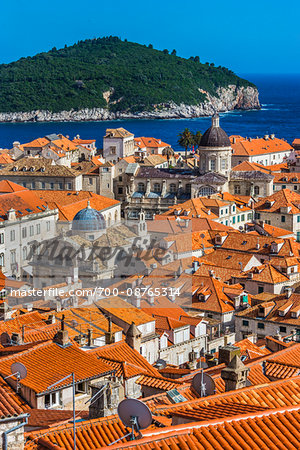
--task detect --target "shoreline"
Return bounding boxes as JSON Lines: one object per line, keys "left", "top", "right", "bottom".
{"left": 0, "top": 85, "right": 260, "bottom": 124}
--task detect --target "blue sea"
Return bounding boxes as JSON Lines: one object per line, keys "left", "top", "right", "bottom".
{"left": 0, "top": 74, "right": 299, "bottom": 150}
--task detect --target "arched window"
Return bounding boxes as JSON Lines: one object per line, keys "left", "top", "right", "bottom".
{"left": 169, "top": 183, "right": 176, "bottom": 193}
{"left": 108, "top": 214, "right": 111, "bottom": 227}
{"left": 254, "top": 186, "right": 260, "bottom": 195}
{"left": 198, "top": 186, "right": 215, "bottom": 197}
{"left": 137, "top": 183, "right": 145, "bottom": 193}
{"left": 0, "top": 253, "right": 4, "bottom": 267}
{"left": 115, "top": 211, "right": 118, "bottom": 222}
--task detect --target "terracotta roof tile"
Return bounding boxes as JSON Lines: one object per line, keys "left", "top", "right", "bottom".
{"left": 88, "top": 341, "right": 160, "bottom": 379}
{"left": 0, "top": 340, "right": 112, "bottom": 394}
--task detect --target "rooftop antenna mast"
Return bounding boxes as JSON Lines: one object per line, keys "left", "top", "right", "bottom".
{"left": 47, "top": 373, "right": 76, "bottom": 450}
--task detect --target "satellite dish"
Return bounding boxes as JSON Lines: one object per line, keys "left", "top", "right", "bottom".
{"left": 200, "top": 234, "right": 205, "bottom": 239}
{"left": 118, "top": 398, "right": 152, "bottom": 430}
{"left": 155, "top": 359, "right": 167, "bottom": 369}
{"left": 11, "top": 362, "right": 27, "bottom": 380}
{"left": 239, "top": 226, "right": 243, "bottom": 231}
{"left": 0, "top": 332, "right": 10, "bottom": 346}
{"left": 70, "top": 320, "right": 78, "bottom": 327}
{"left": 192, "top": 372, "right": 215, "bottom": 397}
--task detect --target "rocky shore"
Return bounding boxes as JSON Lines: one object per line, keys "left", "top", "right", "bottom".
{"left": 0, "top": 85, "right": 260, "bottom": 123}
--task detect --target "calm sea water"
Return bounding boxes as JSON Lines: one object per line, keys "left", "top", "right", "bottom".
{"left": 0, "top": 74, "right": 299, "bottom": 150}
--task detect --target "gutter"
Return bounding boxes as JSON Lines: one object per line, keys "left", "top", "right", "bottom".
{"left": 2, "top": 413, "right": 29, "bottom": 450}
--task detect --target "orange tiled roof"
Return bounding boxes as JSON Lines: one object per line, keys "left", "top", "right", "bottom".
{"left": 108, "top": 405, "right": 300, "bottom": 449}
{"left": 152, "top": 376, "right": 300, "bottom": 418}
{"left": 0, "top": 153, "right": 14, "bottom": 164}
{"left": 255, "top": 188, "right": 300, "bottom": 214}
{"left": 273, "top": 172, "right": 300, "bottom": 183}
{"left": 0, "top": 180, "right": 28, "bottom": 193}
{"left": 25, "top": 414, "right": 144, "bottom": 449}
{"left": 72, "top": 138, "right": 95, "bottom": 144}
{"left": 0, "top": 377, "right": 30, "bottom": 418}
{"left": 234, "top": 338, "right": 270, "bottom": 359}
{"left": 231, "top": 135, "right": 293, "bottom": 156}
{"left": 0, "top": 311, "right": 47, "bottom": 336}
{"left": 22, "top": 138, "right": 50, "bottom": 148}
{"left": 236, "top": 294, "right": 300, "bottom": 326}
{"left": 0, "top": 340, "right": 112, "bottom": 394}
{"left": 87, "top": 341, "right": 160, "bottom": 379}
{"left": 191, "top": 275, "right": 237, "bottom": 313}
{"left": 231, "top": 160, "right": 270, "bottom": 173}
{"left": 36, "top": 190, "right": 119, "bottom": 221}
{"left": 0, "top": 189, "right": 54, "bottom": 222}
{"left": 134, "top": 137, "right": 170, "bottom": 149}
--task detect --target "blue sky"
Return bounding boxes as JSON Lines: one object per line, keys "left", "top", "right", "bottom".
{"left": 1, "top": 0, "right": 299, "bottom": 74}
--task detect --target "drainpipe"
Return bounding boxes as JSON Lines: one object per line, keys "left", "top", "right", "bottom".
{"left": 3, "top": 414, "right": 29, "bottom": 450}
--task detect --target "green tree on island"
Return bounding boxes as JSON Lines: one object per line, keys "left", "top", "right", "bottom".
{"left": 178, "top": 128, "right": 193, "bottom": 159}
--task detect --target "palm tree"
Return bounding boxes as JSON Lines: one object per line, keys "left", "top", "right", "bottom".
{"left": 193, "top": 131, "right": 203, "bottom": 153}
{"left": 178, "top": 128, "right": 193, "bottom": 159}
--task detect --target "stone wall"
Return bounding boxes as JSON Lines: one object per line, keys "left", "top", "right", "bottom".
{"left": 0, "top": 416, "right": 27, "bottom": 450}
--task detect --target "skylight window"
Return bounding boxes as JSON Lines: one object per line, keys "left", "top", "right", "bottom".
{"left": 167, "top": 389, "right": 187, "bottom": 403}
{"left": 25, "top": 208, "right": 33, "bottom": 212}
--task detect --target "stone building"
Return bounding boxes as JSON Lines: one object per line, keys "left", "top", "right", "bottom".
{"left": 103, "top": 128, "right": 135, "bottom": 163}
{"left": 0, "top": 187, "right": 58, "bottom": 279}
{"left": 0, "top": 158, "right": 83, "bottom": 191}
{"left": 231, "top": 134, "right": 293, "bottom": 167}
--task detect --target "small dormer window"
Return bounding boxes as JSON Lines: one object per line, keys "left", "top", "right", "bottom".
{"left": 30, "top": 167, "right": 35, "bottom": 172}
{"left": 22, "top": 166, "right": 27, "bottom": 171}
{"left": 12, "top": 166, "right": 17, "bottom": 171}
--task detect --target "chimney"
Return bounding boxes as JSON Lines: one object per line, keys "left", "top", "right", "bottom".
{"left": 125, "top": 322, "right": 142, "bottom": 351}
{"left": 89, "top": 380, "right": 121, "bottom": 418}
{"left": 87, "top": 328, "right": 93, "bottom": 346}
{"left": 54, "top": 315, "right": 69, "bottom": 347}
{"left": 218, "top": 345, "right": 241, "bottom": 365}
{"left": 105, "top": 317, "right": 114, "bottom": 345}
{"left": 192, "top": 261, "right": 199, "bottom": 272}
{"left": 285, "top": 287, "right": 293, "bottom": 299}
{"left": 221, "top": 355, "right": 249, "bottom": 392}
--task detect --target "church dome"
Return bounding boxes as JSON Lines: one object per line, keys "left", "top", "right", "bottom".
{"left": 200, "top": 114, "right": 231, "bottom": 148}
{"left": 72, "top": 201, "right": 106, "bottom": 231}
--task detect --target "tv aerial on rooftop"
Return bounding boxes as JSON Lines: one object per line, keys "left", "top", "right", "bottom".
{"left": 110, "top": 398, "right": 152, "bottom": 445}
{"left": 192, "top": 371, "right": 215, "bottom": 397}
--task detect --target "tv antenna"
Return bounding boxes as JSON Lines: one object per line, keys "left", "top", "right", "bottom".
{"left": 5, "top": 362, "right": 27, "bottom": 392}
{"left": 192, "top": 371, "right": 215, "bottom": 397}
{"left": 110, "top": 398, "right": 152, "bottom": 445}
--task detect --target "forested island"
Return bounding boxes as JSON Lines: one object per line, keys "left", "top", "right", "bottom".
{"left": 0, "top": 36, "right": 260, "bottom": 122}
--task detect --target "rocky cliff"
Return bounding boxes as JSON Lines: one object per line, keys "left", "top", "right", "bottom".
{"left": 0, "top": 85, "right": 259, "bottom": 123}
